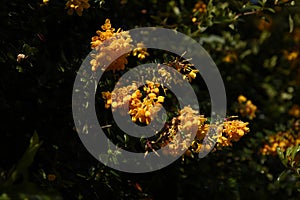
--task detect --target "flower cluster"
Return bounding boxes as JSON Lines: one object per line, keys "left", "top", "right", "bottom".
{"left": 261, "top": 131, "right": 300, "bottom": 156}
{"left": 217, "top": 120, "right": 250, "bottom": 147}
{"left": 192, "top": 1, "right": 207, "bottom": 23}
{"left": 65, "top": 0, "right": 90, "bottom": 16}
{"left": 90, "top": 19, "right": 149, "bottom": 72}
{"left": 91, "top": 19, "right": 116, "bottom": 49}
{"left": 102, "top": 83, "right": 138, "bottom": 112}
{"left": 289, "top": 104, "right": 300, "bottom": 118}
{"left": 161, "top": 106, "right": 199, "bottom": 156}
{"left": 223, "top": 52, "right": 238, "bottom": 63}
{"left": 90, "top": 20, "right": 133, "bottom": 72}
{"left": 132, "top": 42, "right": 149, "bottom": 60}
{"left": 237, "top": 95, "right": 257, "bottom": 120}
{"left": 164, "top": 56, "right": 199, "bottom": 83}
{"left": 190, "top": 118, "right": 250, "bottom": 155}
{"left": 102, "top": 91, "right": 112, "bottom": 109}
{"left": 42, "top": 0, "right": 49, "bottom": 6}
{"left": 283, "top": 50, "right": 298, "bottom": 61}
{"left": 193, "top": 0, "right": 207, "bottom": 13}
{"left": 128, "top": 81, "right": 164, "bottom": 125}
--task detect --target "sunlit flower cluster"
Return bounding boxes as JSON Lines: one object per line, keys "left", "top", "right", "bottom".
{"left": 192, "top": 1, "right": 207, "bottom": 23}
{"left": 283, "top": 50, "right": 298, "bottom": 61}
{"left": 261, "top": 131, "right": 300, "bottom": 156}
{"left": 102, "top": 83, "right": 138, "bottom": 112}
{"left": 237, "top": 95, "right": 257, "bottom": 120}
{"left": 91, "top": 19, "right": 116, "bottom": 49}
{"left": 65, "top": 0, "right": 90, "bottom": 16}
{"left": 162, "top": 106, "right": 199, "bottom": 156}
{"left": 217, "top": 120, "right": 250, "bottom": 147}
{"left": 132, "top": 42, "right": 149, "bottom": 60}
{"left": 102, "top": 91, "right": 112, "bottom": 109}
{"left": 90, "top": 19, "right": 149, "bottom": 72}
{"left": 160, "top": 113, "right": 250, "bottom": 157}
{"left": 165, "top": 56, "right": 199, "bottom": 82}
{"left": 90, "top": 19, "right": 133, "bottom": 72}
{"left": 189, "top": 118, "right": 250, "bottom": 154}
{"left": 223, "top": 52, "right": 238, "bottom": 63}
{"left": 128, "top": 81, "right": 164, "bottom": 125}
{"left": 193, "top": 0, "right": 207, "bottom": 13}
{"left": 42, "top": 0, "right": 49, "bottom": 6}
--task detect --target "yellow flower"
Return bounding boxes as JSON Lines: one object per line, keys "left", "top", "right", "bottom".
{"left": 102, "top": 91, "right": 112, "bottom": 109}
{"left": 101, "top": 83, "right": 138, "bottom": 112}
{"left": 185, "top": 70, "right": 199, "bottom": 82}
{"left": 65, "top": 0, "right": 90, "bottom": 16}
{"left": 284, "top": 51, "right": 298, "bottom": 61}
{"left": 91, "top": 19, "right": 115, "bottom": 49}
{"left": 148, "top": 93, "right": 157, "bottom": 99}
{"left": 90, "top": 19, "right": 133, "bottom": 72}
{"left": 193, "top": 1, "right": 207, "bottom": 14}
{"left": 128, "top": 82, "right": 165, "bottom": 125}
{"left": 238, "top": 95, "right": 247, "bottom": 103}
{"left": 261, "top": 131, "right": 300, "bottom": 156}
{"left": 223, "top": 52, "right": 238, "bottom": 63}
{"left": 132, "top": 42, "right": 149, "bottom": 60}
{"left": 42, "top": 0, "right": 49, "bottom": 5}
{"left": 289, "top": 104, "right": 300, "bottom": 118}
{"left": 237, "top": 95, "right": 257, "bottom": 120}
{"left": 157, "top": 96, "right": 165, "bottom": 103}
{"left": 217, "top": 120, "right": 250, "bottom": 147}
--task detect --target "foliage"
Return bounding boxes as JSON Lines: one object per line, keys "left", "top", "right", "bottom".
{"left": 1, "top": 0, "right": 300, "bottom": 199}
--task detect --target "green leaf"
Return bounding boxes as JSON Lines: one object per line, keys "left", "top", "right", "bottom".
{"left": 4, "top": 132, "right": 43, "bottom": 185}
{"left": 291, "top": 145, "right": 300, "bottom": 161}
{"left": 289, "top": 14, "right": 294, "bottom": 33}
{"left": 277, "top": 147, "right": 288, "bottom": 167}
{"left": 277, "top": 170, "right": 289, "bottom": 182}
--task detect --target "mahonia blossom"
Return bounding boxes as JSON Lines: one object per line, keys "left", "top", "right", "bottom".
{"left": 164, "top": 56, "right": 199, "bottom": 83}
{"left": 283, "top": 50, "right": 298, "bottom": 61}
{"left": 91, "top": 19, "right": 116, "bottom": 49}
{"left": 261, "top": 131, "right": 300, "bottom": 156}
{"left": 101, "top": 81, "right": 164, "bottom": 125}
{"left": 90, "top": 19, "right": 133, "bottom": 72}
{"left": 223, "top": 52, "right": 238, "bottom": 63}
{"left": 192, "top": 0, "right": 207, "bottom": 23}
{"left": 42, "top": 0, "right": 49, "bottom": 5}
{"left": 162, "top": 106, "right": 199, "bottom": 157}
{"left": 189, "top": 118, "right": 250, "bottom": 155}
{"left": 193, "top": 0, "right": 207, "bottom": 13}
{"left": 128, "top": 81, "right": 164, "bottom": 125}
{"left": 217, "top": 120, "right": 250, "bottom": 147}
{"left": 101, "top": 83, "right": 138, "bottom": 112}
{"left": 132, "top": 42, "right": 149, "bottom": 60}
{"left": 237, "top": 95, "right": 257, "bottom": 120}
{"left": 65, "top": 0, "right": 90, "bottom": 16}
{"left": 90, "top": 19, "right": 149, "bottom": 72}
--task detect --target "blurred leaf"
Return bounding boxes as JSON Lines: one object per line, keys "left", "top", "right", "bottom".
{"left": 289, "top": 14, "right": 294, "bottom": 33}
{"left": 277, "top": 147, "right": 287, "bottom": 167}
{"left": 5, "top": 132, "right": 43, "bottom": 186}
